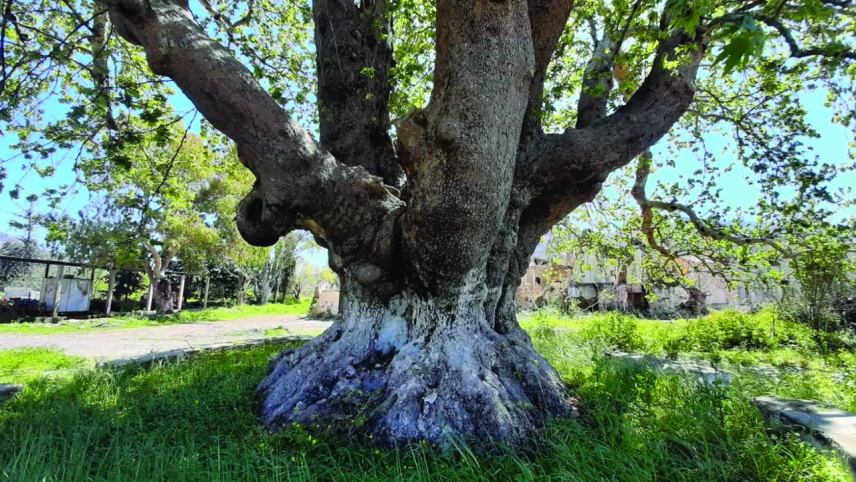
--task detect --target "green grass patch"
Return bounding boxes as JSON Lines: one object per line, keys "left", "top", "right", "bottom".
{"left": 0, "top": 348, "right": 88, "bottom": 383}
{"left": 262, "top": 327, "right": 290, "bottom": 337}
{"left": 522, "top": 307, "right": 854, "bottom": 361}
{"left": 526, "top": 308, "right": 856, "bottom": 412}
{"left": 0, "top": 300, "right": 312, "bottom": 335}
{"left": 1, "top": 331, "right": 851, "bottom": 480}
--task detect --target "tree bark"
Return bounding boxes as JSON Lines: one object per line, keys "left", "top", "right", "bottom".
{"left": 313, "top": 0, "right": 404, "bottom": 188}
{"left": 144, "top": 242, "right": 175, "bottom": 314}
{"left": 107, "top": 0, "right": 706, "bottom": 447}
{"left": 259, "top": 277, "right": 570, "bottom": 446}
{"left": 153, "top": 277, "right": 175, "bottom": 314}
{"left": 259, "top": 259, "right": 273, "bottom": 305}
{"left": 236, "top": 273, "right": 252, "bottom": 306}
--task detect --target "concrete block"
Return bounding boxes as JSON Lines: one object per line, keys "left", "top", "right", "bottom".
{"left": 755, "top": 397, "right": 856, "bottom": 480}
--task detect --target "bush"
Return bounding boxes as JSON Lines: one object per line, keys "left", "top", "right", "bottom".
{"left": 581, "top": 312, "right": 645, "bottom": 352}
{"left": 682, "top": 310, "right": 779, "bottom": 351}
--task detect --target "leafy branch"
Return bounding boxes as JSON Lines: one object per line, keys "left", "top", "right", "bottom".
{"left": 630, "top": 154, "right": 793, "bottom": 259}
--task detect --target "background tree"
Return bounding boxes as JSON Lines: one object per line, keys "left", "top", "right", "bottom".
{"left": 196, "top": 149, "right": 314, "bottom": 305}
{"left": 48, "top": 130, "right": 223, "bottom": 312}
{"left": 0, "top": 194, "right": 44, "bottom": 289}
{"left": 549, "top": 161, "right": 855, "bottom": 316}
{"left": 267, "top": 232, "right": 311, "bottom": 304}
{"left": 3, "top": 0, "right": 855, "bottom": 447}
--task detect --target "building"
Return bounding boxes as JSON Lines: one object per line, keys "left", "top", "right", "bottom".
{"left": 517, "top": 245, "right": 784, "bottom": 314}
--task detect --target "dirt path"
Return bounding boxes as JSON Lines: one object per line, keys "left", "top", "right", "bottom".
{"left": 0, "top": 315, "right": 332, "bottom": 362}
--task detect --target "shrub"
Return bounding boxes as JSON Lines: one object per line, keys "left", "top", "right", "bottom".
{"left": 778, "top": 234, "right": 855, "bottom": 332}
{"left": 581, "top": 312, "right": 644, "bottom": 352}
{"left": 682, "top": 310, "right": 778, "bottom": 351}
{"left": 530, "top": 311, "right": 561, "bottom": 342}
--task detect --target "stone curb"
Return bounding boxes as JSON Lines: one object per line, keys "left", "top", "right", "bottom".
{"left": 605, "top": 351, "right": 732, "bottom": 386}
{"left": 97, "top": 335, "right": 312, "bottom": 369}
{"left": 755, "top": 397, "right": 856, "bottom": 480}
{"left": 0, "top": 384, "right": 23, "bottom": 404}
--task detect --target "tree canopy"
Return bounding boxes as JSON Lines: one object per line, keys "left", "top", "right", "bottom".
{"left": 1, "top": 0, "right": 853, "bottom": 269}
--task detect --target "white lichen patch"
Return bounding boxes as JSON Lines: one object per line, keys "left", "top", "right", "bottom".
{"left": 376, "top": 315, "right": 408, "bottom": 355}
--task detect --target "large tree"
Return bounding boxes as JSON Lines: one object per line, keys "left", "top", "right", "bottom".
{"left": 2, "top": 0, "right": 854, "bottom": 446}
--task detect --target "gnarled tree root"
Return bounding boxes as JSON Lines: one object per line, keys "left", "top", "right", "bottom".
{"left": 258, "top": 314, "right": 575, "bottom": 448}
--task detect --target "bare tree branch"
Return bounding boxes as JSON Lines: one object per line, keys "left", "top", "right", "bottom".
{"left": 712, "top": 12, "right": 856, "bottom": 60}
{"left": 754, "top": 13, "right": 856, "bottom": 59}
{"left": 630, "top": 156, "right": 793, "bottom": 257}
{"left": 523, "top": 0, "right": 575, "bottom": 134}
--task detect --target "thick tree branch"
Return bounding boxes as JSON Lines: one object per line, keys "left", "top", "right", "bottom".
{"left": 575, "top": 35, "right": 616, "bottom": 129}
{"left": 575, "top": 0, "right": 642, "bottom": 129}
{"left": 89, "top": 0, "right": 117, "bottom": 130}
{"left": 523, "top": 0, "right": 575, "bottom": 134}
{"left": 161, "top": 250, "right": 176, "bottom": 274}
{"left": 144, "top": 240, "right": 162, "bottom": 279}
{"left": 197, "top": 0, "right": 254, "bottom": 35}
{"left": 630, "top": 157, "right": 793, "bottom": 258}
{"left": 108, "top": 0, "right": 405, "bottom": 275}
{"left": 523, "top": 30, "right": 705, "bottom": 192}
{"left": 1, "top": 0, "right": 12, "bottom": 99}
{"left": 313, "top": 0, "right": 404, "bottom": 188}
{"left": 493, "top": 27, "right": 705, "bottom": 326}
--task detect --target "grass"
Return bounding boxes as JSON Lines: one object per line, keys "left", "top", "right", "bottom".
{"left": 262, "top": 327, "right": 290, "bottom": 336}
{"left": 525, "top": 308, "right": 856, "bottom": 412}
{"left": 1, "top": 312, "right": 852, "bottom": 481}
{"left": 521, "top": 307, "right": 855, "bottom": 366}
{"left": 0, "top": 348, "right": 89, "bottom": 383}
{"left": 0, "top": 299, "right": 312, "bottom": 335}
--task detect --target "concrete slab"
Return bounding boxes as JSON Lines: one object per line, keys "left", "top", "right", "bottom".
{"left": 606, "top": 352, "right": 732, "bottom": 386}
{"left": 755, "top": 397, "right": 856, "bottom": 480}
{"left": 0, "top": 384, "right": 23, "bottom": 404}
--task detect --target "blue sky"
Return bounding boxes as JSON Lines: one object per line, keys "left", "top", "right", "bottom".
{"left": 1, "top": 82, "right": 852, "bottom": 268}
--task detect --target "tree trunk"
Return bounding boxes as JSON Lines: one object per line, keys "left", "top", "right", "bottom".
{"left": 109, "top": 0, "right": 703, "bottom": 448}
{"left": 259, "top": 260, "right": 273, "bottom": 305}
{"left": 290, "top": 281, "right": 301, "bottom": 302}
{"left": 146, "top": 272, "right": 174, "bottom": 315}
{"left": 153, "top": 277, "right": 174, "bottom": 314}
{"left": 236, "top": 282, "right": 245, "bottom": 306}
{"left": 259, "top": 278, "right": 571, "bottom": 446}
{"left": 236, "top": 274, "right": 252, "bottom": 306}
